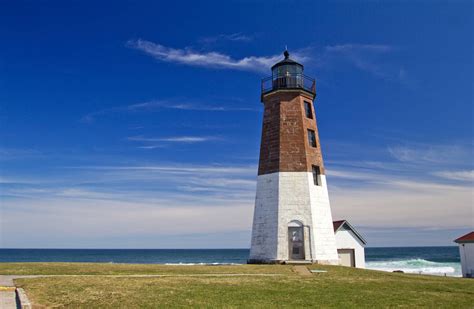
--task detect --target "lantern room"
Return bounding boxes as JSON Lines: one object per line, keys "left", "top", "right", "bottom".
{"left": 261, "top": 50, "right": 315, "bottom": 98}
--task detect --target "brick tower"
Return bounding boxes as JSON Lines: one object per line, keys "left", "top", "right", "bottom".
{"left": 249, "top": 51, "right": 339, "bottom": 264}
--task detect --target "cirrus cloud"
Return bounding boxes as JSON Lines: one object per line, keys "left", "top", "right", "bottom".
{"left": 127, "top": 39, "right": 308, "bottom": 73}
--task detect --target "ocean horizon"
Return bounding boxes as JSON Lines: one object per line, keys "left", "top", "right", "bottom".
{"left": 0, "top": 246, "right": 461, "bottom": 277}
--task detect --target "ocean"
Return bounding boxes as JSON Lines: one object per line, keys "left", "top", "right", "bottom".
{"left": 0, "top": 246, "right": 461, "bottom": 277}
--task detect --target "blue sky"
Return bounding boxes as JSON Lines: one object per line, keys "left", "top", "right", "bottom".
{"left": 1, "top": 0, "right": 472, "bottom": 248}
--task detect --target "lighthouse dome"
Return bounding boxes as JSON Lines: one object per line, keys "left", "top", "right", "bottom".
{"left": 271, "top": 50, "right": 304, "bottom": 77}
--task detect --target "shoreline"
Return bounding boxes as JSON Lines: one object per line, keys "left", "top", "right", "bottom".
{"left": 0, "top": 247, "right": 462, "bottom": 277}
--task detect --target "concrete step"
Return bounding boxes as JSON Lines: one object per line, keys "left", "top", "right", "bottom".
{"left": 0, "top": 290, "right": 18, "bottom": 309}
{"left": 284, "top": 260, "right": 313, "bottom": 265}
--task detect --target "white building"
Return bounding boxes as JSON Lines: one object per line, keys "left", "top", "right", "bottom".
{"left": 454, "top": 231, "right": 474, "bottom": 278}
{"left": 333, "top": 220, "right": 367, "bottom": 268}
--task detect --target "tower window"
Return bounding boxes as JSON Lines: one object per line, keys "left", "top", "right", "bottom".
{"left": 304, "top": 101, "right": 313, "bottom": 119}
{"left": 312, "top": 165, "right": 321, "bottom": 186}
{"left": 307, "top": 129, "right": 317, "bottom": 147}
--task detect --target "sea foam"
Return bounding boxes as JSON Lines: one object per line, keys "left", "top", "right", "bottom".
{"left": 164, "top": 262, "right": 242, "bottom": 266}
{"left": 366, "top": 258, "right": 461, "bottom": 277}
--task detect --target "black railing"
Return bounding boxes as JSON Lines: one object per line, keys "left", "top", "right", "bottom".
{"left": 261, "top": 73, "right": 315, "bottom": 95}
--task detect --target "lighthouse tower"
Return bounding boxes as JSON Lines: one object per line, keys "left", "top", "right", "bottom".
{"left": 249, "top": 51, "right": 339, "bottom": 264}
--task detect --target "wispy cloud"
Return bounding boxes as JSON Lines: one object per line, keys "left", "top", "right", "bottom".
{"left": 327, "top": 162, "right": 473, "bottom": 232}
{"left": 0, "top": 148, "right": 42, "bottom": 160}
{"left": 323, "top": 140, "right": 473, "bottom": 235}
{"left": 326, "top": 44, "right": 393, "bottom": 53}
{"left": 433, "top": 170, "right": 474, "bottom": 182}
{"left": 126, "top": 39, "right": 407, "bottom": 82}
{"left": 81, "top": 99, "right": 256, "bottom": 123}
{"left": 126, "top": 39, "right": 408, "bottom": 83}
{"left": 126, "top": 100, "right": 255, "bottom": 112}
{"left": 136, "top": 145, "right": 166, "bottom": 150}
{"left": 199, "top": 33, "right": 254, "bottom": 44}
{"left": 3, "top": 157, "right": 472, "bottom": 247}
{"left": 3, "top": 140, "right": 472, "bottom": 247}
{"left": 387, "top": 143, "right": 473, "bottom": 165}
{"left": 127, "top": 39, "right": 300, "bottom": 73}
{"left": 1, "top": 197, "right": 253, "bottom": 248}
{"left": 327, "top": 140, "right": 473, "bottom": 181}
{"left": 1, "top": 162, "right": 257, "bottom": 205}
{"left": 330, "top": 177, "right": 473, "bottom": 230}
{"left": 322, "top": 43, "right": 407, "bottom": 82}
{"left": 128, "top": 135, "right": 218, "bottom": 144}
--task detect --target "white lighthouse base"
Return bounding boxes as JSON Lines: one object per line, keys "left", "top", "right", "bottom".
{"left": 249, "top": 172, "right": 339, "bottom": 264}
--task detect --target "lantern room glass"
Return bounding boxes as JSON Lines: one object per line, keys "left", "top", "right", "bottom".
{"left": 272, "top": 63, "right": 304, "bottom": 90}
{"left": 272, "top": 64, "right": 303, "bottom": 78}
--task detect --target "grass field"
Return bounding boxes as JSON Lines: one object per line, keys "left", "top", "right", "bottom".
{"left": 1, "top": 263, "right": 473, "bottom": 308}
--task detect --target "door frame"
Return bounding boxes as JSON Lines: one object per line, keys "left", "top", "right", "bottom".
{"left": 288, "top": 220, "right": 305, "bottom": 260}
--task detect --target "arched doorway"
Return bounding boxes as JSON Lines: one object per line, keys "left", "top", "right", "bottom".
{"left": 288, "top": 220, "right": 305, "bottom": 260}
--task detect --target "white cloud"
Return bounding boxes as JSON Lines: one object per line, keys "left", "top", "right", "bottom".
{"left": 81, "top": 99, "right": 256, "bottom": 123}
{"left": 0, "top": 162, "right": 258, "bottom": 247}
{"left": 127, "top": 136, "right": 218, "bottom": 144}
{"left": 327, "top": 164, "right": 473, "bottom": 231}
{"left": 3, "top": 161, "right": 472, "bottom": 247}
{"left": 326, "top": 44, "right": 393, "bottom": 53}
{"left": 2, "top": 140, "right": 472, "bottom": 247}
{"left": 69, "top": 164, "right": 255, "bottom": 174}
{"left": 324, "top": 143, "right": 473, "bottom": 233}
{"left": 127, "top": 100, "right": 256, "bottom": 112}
{"left": 330, "top": 181, "right": 473, "bottom": 230}
{"left": 136, "top": 145, "right": 166, "bottom": 150}
{"left": 127, "top": 39, "right": 293, "bottom": 73}
{"left": 323, "top": 43, "right": 405, "bottom": 81}
{"left": 326, "top": 169, "right": 387, "bottom": 182}
{"left": 1, "top": 197, "right": 253, "bottom": 248}
{"left": 433, "top": 170, "right": 474, "bottom": 182}
{"left": 388, "top": 144, "right": 473, "bottom": 165}
{"left": 199, "top": 33, "right": 254, "bottom": 44}
{"left": 1, "top": 163, "right": 257, "bottom": 213}
{"left": 0, "top": 148, "right": 42, "bottom": 160}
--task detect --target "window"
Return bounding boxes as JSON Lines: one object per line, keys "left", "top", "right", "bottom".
{"left": 312, "top": 165, "right": 321, "bottom": 186}
{"left": 304, "top": 101, "right": 313, "bottom": 119}
{"left": 307, "top": 129, "right": 317, "bottom": 147}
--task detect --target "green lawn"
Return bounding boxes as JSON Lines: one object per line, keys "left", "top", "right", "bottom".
{"left": 2, "top": 263, "right": 473, "bottom": 308}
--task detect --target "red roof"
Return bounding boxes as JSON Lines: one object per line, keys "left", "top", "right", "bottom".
{"left": 333, "top": 220, "right": 345, "bottom": 231}
{"left": 454, "top": 231, "right": 474, "bottom": 243}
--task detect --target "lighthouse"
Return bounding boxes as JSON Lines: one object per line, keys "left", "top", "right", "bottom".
{"left": 249, "top": 51, "right": 339, "bottom": 264}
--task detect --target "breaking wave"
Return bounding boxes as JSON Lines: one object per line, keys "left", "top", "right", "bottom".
{"left": 366, "top": 258, "right": 461, "bottom": 277}
{"left": 164, "top": 262, "right": 242, "bottom": 266}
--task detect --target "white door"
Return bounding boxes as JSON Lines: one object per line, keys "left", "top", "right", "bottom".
{"left": 338, "top": 249, "right": 355, "bottom": 267}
